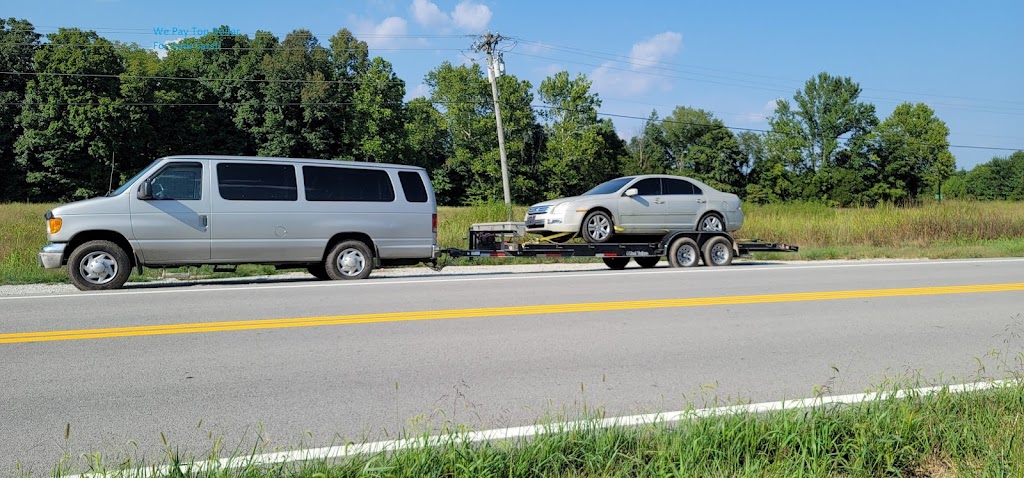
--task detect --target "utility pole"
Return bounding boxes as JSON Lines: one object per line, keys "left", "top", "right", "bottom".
{"left": 473, "top": 32, "right": 512, "bottom": 214}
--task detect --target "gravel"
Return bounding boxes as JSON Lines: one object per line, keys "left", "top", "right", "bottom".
{"left": 0, "top": 258, "right": 937, "bottom": 297}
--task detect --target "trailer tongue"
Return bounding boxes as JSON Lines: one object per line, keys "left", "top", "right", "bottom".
{"left": 435, "top": 221, "right": 798, "bottom": 270}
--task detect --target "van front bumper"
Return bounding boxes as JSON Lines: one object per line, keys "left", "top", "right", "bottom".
{"left": 38, "top": 243, "right": 66, "bottom": 269}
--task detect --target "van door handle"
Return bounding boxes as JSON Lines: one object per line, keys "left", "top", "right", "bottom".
{"left": 200, "top": 215, "right": 208, "bottom": 227}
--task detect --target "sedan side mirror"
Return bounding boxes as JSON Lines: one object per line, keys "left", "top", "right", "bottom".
{"left": 138, "top": 179, "right": 153, "bottom": 200}
{"left": 624, "top": 188, "right": 638, "bottom": 197}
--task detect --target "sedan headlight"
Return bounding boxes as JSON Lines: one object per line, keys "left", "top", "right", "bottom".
{"left": 551, "top": 202, "right": 570, "bottom": 214}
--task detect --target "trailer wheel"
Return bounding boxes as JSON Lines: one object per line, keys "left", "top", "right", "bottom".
{"left": 634, "top": 257, "right": 660, "bottom": 268}
{"left": 602, "top": 257, "right": 630, "bottom": 270}
{"left": 325, "top": 240, "right": 374, "bottom": 280}
{"left": 702, "top": 236, "right": 734, "bottom": 266}
{"left": 668, "top": 237, "right": 700, "bottom": 268}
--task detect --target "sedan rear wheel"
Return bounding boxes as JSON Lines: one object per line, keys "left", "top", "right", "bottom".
{"left": 698, "top": 213, "right": 725, "bottom": 232}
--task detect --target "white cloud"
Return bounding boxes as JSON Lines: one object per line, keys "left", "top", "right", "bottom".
{"left": 408, "top": 0, "right": 491, "bottom": 32}
{"left": 351, "top": 16, "right": 410, "bottom": 49}
{"left": 151, "top": 38, "right": 183, "bottom": 59}
{"left": 536, "top": 63, "right": 563, "bottom": 78}
{"left": 452, "top": 1, "right": 492, "bottom": 31}
{"left": 407, "top": 83, "right": 431, "bottom": 99}
{"left": 411, "top": 0, "right": 448, "bottom": 28}
{"left": 732, "top": 98, "right": 782, "bottom": 124}
{"left": 629, "top": 32, "right": 682, "bottom": 69}
{"left": 591, "top": 31, "right": 683, "bottom": 98}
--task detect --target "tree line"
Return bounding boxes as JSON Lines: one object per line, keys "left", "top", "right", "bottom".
{"left": 0, "top": 19, "right": 1019, "bottom": 206}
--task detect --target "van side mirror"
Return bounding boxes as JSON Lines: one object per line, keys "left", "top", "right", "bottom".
{"left": 624, "top": 188, "right": 639, "bottom": 197}
{"left": 138, "top": 180, "right": 153, "bottom": 200}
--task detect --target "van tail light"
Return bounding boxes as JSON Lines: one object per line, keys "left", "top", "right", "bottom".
{"left": 432, "top": 213, "right": 438, "bottom": 233}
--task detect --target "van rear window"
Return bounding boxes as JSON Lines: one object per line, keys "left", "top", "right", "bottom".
{"left": 398, "top": 171, "right": 428, "bottom": 203}
{"left": 217, "top": 163, "right": 297, "bottom": 201}
{"left": 303, "top": 166, "right": 395, "bottom": 202}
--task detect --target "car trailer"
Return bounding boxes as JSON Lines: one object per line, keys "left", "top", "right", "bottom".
{"left": 437, "top": 222, "right": 799, "bottom": 270}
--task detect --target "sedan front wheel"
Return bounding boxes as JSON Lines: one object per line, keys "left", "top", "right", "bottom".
{"left": 581, "top": 210, "right": 614, "bottom": 243}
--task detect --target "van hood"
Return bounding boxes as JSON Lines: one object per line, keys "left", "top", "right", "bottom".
{"left": 50, "top": 194, "right": 129, "bottom": 216}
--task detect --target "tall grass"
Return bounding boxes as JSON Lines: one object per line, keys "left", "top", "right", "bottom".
{"left": 2, "top": 200, "right": 1023, "bottom": 285}
{"left": 29, "top": 380, "right": 1024, "bottom": 477}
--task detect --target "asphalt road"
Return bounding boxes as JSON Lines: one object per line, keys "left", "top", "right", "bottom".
{"left": 2, "top": 258, "right": 1024, "bottom": 474}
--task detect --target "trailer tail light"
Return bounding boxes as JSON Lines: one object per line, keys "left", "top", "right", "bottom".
{"left": 432, "top": 213, "right": 437, "bottom": 233}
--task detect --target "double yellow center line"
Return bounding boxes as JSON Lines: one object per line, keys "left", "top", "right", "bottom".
{"left": 3, "top": 282, "right": 1022, "bottom": 344}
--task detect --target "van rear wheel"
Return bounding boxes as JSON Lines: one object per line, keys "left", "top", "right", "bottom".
{"left": 68, "top": 240, "right": 132, "bottom": 291}
{"left": 307, "top": 264, "right": 331, "bottom": 280}
{"left": 325, "top": 240, "right": 374, "bottom": 280}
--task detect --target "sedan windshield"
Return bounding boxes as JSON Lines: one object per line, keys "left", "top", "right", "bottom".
{"left": 583, "top": 177, "right": 635, "bottom": 195}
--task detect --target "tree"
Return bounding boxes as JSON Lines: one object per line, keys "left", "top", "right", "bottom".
{"left": 352, "top": 56, "right": 406, "bottom": 163}
{"left": 425, "top": 62, "right": 539, "bottom": 205}
{"left": 16, "top": 28, "right": 126, "bottom": 201}
{"left": 662, "top": 106, "right": 745, "bottom": 193}
{"left": 871, "top": 102, "right": 956, "bottom": 202}
{"left": 767, "top": 72, "right": 878, "bottom": 202}
{"left": 0, "top": 18, "right": 40, "bottom": 201}
{"left": 403, "top": 97, "right": 449, "bottom": 172}
{"left": 622, "top": 110, "right": 671, "bottom": 176}
{"left": 537, "top": 71, "right": 618, "bottom": 198}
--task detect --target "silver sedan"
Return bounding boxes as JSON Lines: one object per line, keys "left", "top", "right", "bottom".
{"left": 524, "top": 175, "right": 744, "bottom": 243}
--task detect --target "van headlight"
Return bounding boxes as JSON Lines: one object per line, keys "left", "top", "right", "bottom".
{"left": 551, "top": 202, "right": 570, "bottom": 214}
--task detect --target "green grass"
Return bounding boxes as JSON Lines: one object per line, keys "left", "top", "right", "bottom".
{"left": 25, "top": 377, "right": 1024, "bottom": 477}
{"left": 3, "top": 200, "right": 1024, "bottom": 285}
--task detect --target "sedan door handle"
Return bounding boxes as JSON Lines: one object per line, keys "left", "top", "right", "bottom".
{"left": 695, "top": 198, "right": 706, "bottom": 203}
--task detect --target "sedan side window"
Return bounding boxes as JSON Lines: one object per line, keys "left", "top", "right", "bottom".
{"left": 633, "top": 178, "right": 662, "bottom": 195}
{"left": 664, "top": 178, "right": 700, "bottom": 195}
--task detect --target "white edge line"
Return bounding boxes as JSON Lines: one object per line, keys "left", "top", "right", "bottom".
{"left": 65, "top": 379, "right": 1015, "bottom": 478}
{"left": 5, "top": 257, "right": 1024, "bottom": 301}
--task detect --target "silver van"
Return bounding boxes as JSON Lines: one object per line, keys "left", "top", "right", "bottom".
{"left": 38, "top": 155, "right": 440, "bottom": 290}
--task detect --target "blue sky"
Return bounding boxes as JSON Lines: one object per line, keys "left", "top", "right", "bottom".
{"left": 7, "top": 0, "right": 1023, "bottom": 169}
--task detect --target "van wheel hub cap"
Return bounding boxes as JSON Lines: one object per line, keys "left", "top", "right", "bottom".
{"left": 338, "top": 250, "right": 365, "bottom": 276}
{"left": 80, "top": 252, "right": 117, "bottom": 284}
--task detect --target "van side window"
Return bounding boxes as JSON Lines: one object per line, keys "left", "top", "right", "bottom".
{"left": 398, "top": 171, "right": 428, "bottom": 203}
{"left": 150, "top": 162, "right": 202, "bottom": 200}
{"left": 217, "top": 163, "right": 297, "bottom": 201}
{"left": 303, "top": 166, "right": 396, "bottom": 202}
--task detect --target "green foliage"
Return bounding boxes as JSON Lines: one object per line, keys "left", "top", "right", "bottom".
{"left": 15, "top": 28, "right": 129, "bottom": 201}
{"left": 0, "top": 18, "right": 40, "bottom": 202}
{"left": 871, "top": 102, "right": 956, "bottom": 202}
{"left": 0, "top": 20, "right": 1016, "bottom": 209}
{"left": 622, "top": 110, "right": 672, "bottom": 175}
{"left": 537, "top": 71, "right": 621, "bottom": 199}
{"left": 662, "top": 106, "right": 746, "bottom": 193}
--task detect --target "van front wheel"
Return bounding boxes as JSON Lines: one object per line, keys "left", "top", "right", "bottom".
{"left": 325, "top": 240, "right": 374, "bottom": 280}
{"left": 68, "top": 240, "right": 132, "bottom": 291}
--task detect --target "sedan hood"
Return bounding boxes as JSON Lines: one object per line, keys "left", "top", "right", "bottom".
{"left": 529, "top": 195, "right": 586, "bottom": 208}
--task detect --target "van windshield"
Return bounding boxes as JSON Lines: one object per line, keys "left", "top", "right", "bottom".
{"left": 108, "top": 160, "right": 158, "bottom": 197}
